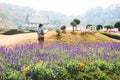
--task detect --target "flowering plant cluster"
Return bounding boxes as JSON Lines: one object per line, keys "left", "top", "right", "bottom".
{"left": 0, "top": 42, "right": 120, "bottom": 79}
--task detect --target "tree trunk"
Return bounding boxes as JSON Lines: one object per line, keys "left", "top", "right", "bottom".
{"left": 76, "top": 26, "right": 77, "bottom": 30}
{"left": 73, "top": 26, "right": 74, "bottom": 32}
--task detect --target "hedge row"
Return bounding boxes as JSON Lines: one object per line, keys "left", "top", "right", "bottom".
{"left": 2, "top": 29, "right": 37, "bottom": 35}
{"left": 100, "top": 31, "right": 120, "bottom": 40}
{"left": 0, "top": 60, "right": 120, "bottom": 80}
{"left": 3, "top": 29, "right": 23, "bottom": 35}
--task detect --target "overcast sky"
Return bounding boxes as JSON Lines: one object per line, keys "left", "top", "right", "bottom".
{"left": 1, "top": 0, "right": 120, "bottom": 15}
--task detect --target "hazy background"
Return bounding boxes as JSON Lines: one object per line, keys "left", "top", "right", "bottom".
{"left": 1, "top": 0, "right": 120, "bottom": 15}
{"left": 0, "top": 0, "right": 120, "bottom": 30}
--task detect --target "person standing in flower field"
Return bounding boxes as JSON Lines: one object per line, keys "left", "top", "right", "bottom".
{"left": 37, "top": 23, "right": 47, "bottom": 49}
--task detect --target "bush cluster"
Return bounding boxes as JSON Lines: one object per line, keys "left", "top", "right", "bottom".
{"left": 1, "top": 60, "right": 120, "bottom": 80}
{"left": 100, "top": 32, "right": 120, "bottom": 40}
{"left": 3, "top": 29, "right": 23, "bottom": 35}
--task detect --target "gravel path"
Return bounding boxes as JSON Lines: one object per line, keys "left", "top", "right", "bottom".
{"left": 0, "top": 33, "right": 37, "bottom": 46}
{"left": 0, "top": 31, "right": 56, "bottom": 46}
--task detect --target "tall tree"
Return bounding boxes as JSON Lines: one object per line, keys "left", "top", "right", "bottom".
{"left": 73, "top": 18, "right": 80, "bottom": 30}
{"left": 86, "top": 24, "right": 92, "bottom": 29}
{"left": 60, "top": 25, "right": 66, "bottom": 33}
{"left": 96, "top": 25, "right": 103, "bottom": 30}
{"left": 114, "top": 21, "right": 120, "bottom": 31}
{"left": 104, "top": 25, "right": 114, "bottom": 30}
{"left": 70, "top": 21, "right": 77, "bottom": 32}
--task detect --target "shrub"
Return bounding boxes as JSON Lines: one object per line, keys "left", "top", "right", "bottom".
{"left": 70, "top": 31, "right": 77, "bottom": 35}
{"left": 65, "top": 61, "right": 79, "bottom": 75}
{"left": 52, "top": 65, "right": 69, "bottom": 80}
{"left": 96, "top": 24, "right": 103, "bottom": 30}
{"left": 1, "top": 68, "right": 25, "bottom": 80}
{"left": 84, "top": 65, "right": 99, "bottom": 73}
{"left": 60, "top": 25, "right": 66, "bottom": 33}
{"left": 56, "top": 29, "right": 61, "bottom": 35}
{"left": 88, "top": 71, "right": 111, "bottom": 80}
{"left": 74, "top": 71, "right": 111, "bottom": 80}
{"left": 3, "top": 29, "right": 23, "bottom": 35}
{"left": 94, "top": 60, "right": 114, "bottom": 72}
{"left": 104, "top": 25, "right": 114, "bottom": 30}
{"left": 114, "top": 21, "right": 120, "bottom": 31}
{"left": 26, "top": 64, "right": 55, "bottom": 80}
{"left": 56, "top": 29, "right": 61, "bottom": 40}
{"left": 100, "top": 32, "right": 120, "bottom": 40}
{"left": 114, "top": 62, "right": 120, "bottom": 75}
{"left": 29, "top": 30, "right": 36, "bottom": 32}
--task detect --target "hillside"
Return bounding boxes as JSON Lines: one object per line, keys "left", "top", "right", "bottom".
{"left": 0, "top": 31, "right": 119, "bottom": 47}
{"left": 47, "top": 31, "right": 120, "bottom": 43}
{"left": 0, "top": 3, "right": 120, "bottom": 30}
{"left": 0, "top": 3, "right": 35, "bottom": 30}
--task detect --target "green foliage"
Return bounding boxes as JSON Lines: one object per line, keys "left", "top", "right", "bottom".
{"left": 1, "top": 68, "right": 25, "bottom": 80}
{"left": 86, "top": 24, "right": 92, "bottom": 27}
{"left": 71, "top": 18, "right": 80, "bottom": 31}
{"left": 56, "top": 29, "right": 61, "bottom": 35}
{"left": 84, "top": 65, "right": 99, "bottom": 73}
{"left": 73, "top": 18, "right": 80, "bottom": 25}
{"left": 1, "top": 59, "right": 120, "bottom": 80}
{"left": 60, "top": 25, "right": 66, "bottom": 33}
{"left": 115, "top": 62, "right": 120, "bottom": 71}
{"left": 104, "top": 25, "right": 114, "bottom": 30}
{"left": 76, "top": 71, "right": 111, "bottom": 80}
{"left": 3, "top": 29, "right": 23, "bottom": 35}
{"left": 70, "top": 21, "right": 77, "bottom": 27}
{"left": 109, "top": 75, "right": 120, "bottom": 80}
{"left": 114, "top": 62, "right": 120, "bottom": 75}
{"left": 114, "top": 21, "right": 120, "bottom": 31}
{"left": 61, "top": 25, "right": 66, "bottom": 30}
{"left": 70, "top": 32, "right": 77, "bottom": 35}
{"left": 52, "top": 65, "right": 69, "bottom": 80}
{"left": 86, "top": 24, "right": 92, "bottom": 29}
{"left": 73, "top": 72, "right": 89, "bottom": 80}
{"left": 94, "top": 60, "right": 114, "bottom": 71}
{"left": 65, "top": 61, "right": 79, "bottom": 75}
{"left": 70, "top": 21, "right": 77, "bottom": 32}
{"left": 88, "top": 71, "right": 111, "bottom": 80}
{"left": 29, "top": 30, "right": 36, "bottom": 32}
{"left": 56, "top": 29, "right": 61, "bottom": 40}
{"left": 100, "top": 32, "right": 120, "bottom": 40}
{"left": 96, "top": 24, "right": 103, "bottom": 30}
{"left": 26, "top": 64, "right": 55, "bottom": 80}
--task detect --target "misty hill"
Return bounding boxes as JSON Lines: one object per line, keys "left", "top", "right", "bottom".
{"left": 0, "top": 3, "right": 120, "bottom": 30}
{"left": 0, "top": 3, "right": 35, "bottom": 30}
{"left": 84, "top": 4, "right": 120, "bottom": 26}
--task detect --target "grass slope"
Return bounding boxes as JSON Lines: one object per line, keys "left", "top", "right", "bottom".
{"left": 46, "top": 31, "right": 119, "bottom": 43}
{"left": 0, "top": 31, "right": 119, "bottom": 46}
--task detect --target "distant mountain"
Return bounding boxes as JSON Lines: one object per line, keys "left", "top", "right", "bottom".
{"left": 83, "top": 4, "right": 120, "bottom": 26}
{"left": 0, "top": 3, "right": 35, "bottom": 29}
{"left": 0, "top": 3, "right": 120, "bottom": 30}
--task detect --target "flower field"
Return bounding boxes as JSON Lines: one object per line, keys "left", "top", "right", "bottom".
{"left": 0, "top": 42, "right": 120, "bottom": 80}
